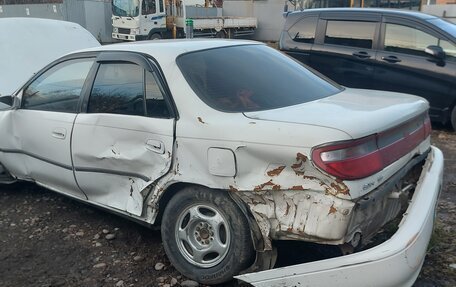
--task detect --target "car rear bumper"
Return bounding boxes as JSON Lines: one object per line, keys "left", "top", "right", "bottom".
{"left": 236, "top": 146, "right": 444, "bottom": 287}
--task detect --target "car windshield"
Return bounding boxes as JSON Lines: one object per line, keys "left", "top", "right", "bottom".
{"left": 177, "top": 45, "right": 342, "bottom": 113}
{"left": 428, "top": 18, "right": 456, "bottom": 38}
{"left": 112, "top": 0, "right": 140, "bottom": 17}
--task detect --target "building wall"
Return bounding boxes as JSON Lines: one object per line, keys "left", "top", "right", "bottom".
{"left": 422, "top": 4, "right": 456, "bottom": 24}
{"left": 0, "top": 3, "right": 64, "bottom": 19}
{"left": 223, "top": 0, "right": 286, "bottom": 42}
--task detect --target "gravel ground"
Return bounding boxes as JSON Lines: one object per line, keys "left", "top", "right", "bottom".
{"left": 0, "top": 129, "right": 454, "bottom": 287}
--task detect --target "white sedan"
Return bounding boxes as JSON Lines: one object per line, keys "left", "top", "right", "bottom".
{"left": 0, "top": 38, "right": 443, "bottom": 286}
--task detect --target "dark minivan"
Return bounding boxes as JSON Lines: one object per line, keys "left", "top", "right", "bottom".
{"left": 280, "top": 8, "right": 456, "bottom": 129}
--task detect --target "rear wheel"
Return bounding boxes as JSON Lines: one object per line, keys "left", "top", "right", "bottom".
{"left": 161, "top": 186, "right": 254, "bottom": 285}
{"left": 215, "top": 30, "right": 226, "bottom": 38}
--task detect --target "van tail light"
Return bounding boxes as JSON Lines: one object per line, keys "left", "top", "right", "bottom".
{"left": 311, "top": 114, "right": 431, "bottom": 180}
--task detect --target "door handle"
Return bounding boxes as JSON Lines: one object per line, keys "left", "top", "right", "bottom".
{"left": 352, "top": 51, "right": 371, "bottom": 59}
{"left": 146, "top": 139, "right": 165, "bottom": 154}
{"left": 381, "top": 55, "right": 401, "bottom": 63}
{"left": 51, "top": 128, "right": 66, "bottom": 140}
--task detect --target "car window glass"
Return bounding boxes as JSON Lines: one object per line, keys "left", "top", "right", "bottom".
{"left": 177, "top": 45, "right": 341, "bottom": 113}
{"left": 384, "top": 24, "right": 443, "bottom": 58}
{"left": 145, "top": 70, "right": 170, "bottom": 118}
{"left": 142, "top": 0, "right": 156, "bottom": 14}
{"left": 22, "top": 59, "right": 93, "bottom": 113}
{"left": 324, "top": 20, "right": 375, "bottom": 49}
{"left": 439, "top": 39, "right": 456, "bottom": 61}
{"left": 288, "top": 16, "right": 317, "bottom": 43}
{"left": 88, "top": 63, "right": 145, "bottom": 116}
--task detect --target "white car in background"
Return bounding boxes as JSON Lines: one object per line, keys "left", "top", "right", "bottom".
{"left": 0, "top": 23, "right": 443, "bottom": 286}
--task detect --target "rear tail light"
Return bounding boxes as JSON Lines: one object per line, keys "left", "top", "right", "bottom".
{"left": 312, "top": 114, "right": 431, "bottom": 180}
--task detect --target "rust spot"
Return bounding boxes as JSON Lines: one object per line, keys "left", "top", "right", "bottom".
{"left": 267, "top": 165, "right": 286, "bottom": 177}
{"left": 290, "top": 185, "right": 305, "bottom": 191}
{"left": 328, "top": 203, "right": 337, "bottom": 215}
{"left": 330, "top": 182, "right": 350, "bottom": 195}
{"left": 254, "top": 180, "right": 275, "bottom": 192}
{"left": 285, "top": 202, "right": 290, "bottom": 215}
{"left": 197, "top": 117, "right": 206, "bottom": 124}
{"left": 167, "top": 151, "right": 171, "bottom": 158}
{"left": 291, "top": 153, "right": 308, "bottom": 175}
{"left": 291, "top": 162, "right": 303, "bottom": 169}
{"left": 272, "top": 185, "right": 281, "bottom": 191}
{"left": 296, "top": 153, "right": 307, "bottom": 162}
{"left": 229, "top": 185, "right": 239, "bottom": 192}
{"left": 303, "top": 175, "right": 320, "bottom": 181}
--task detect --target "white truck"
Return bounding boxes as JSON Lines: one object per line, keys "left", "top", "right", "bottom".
{"left": 111, "top": 0, "right": 257, "bottom": 41}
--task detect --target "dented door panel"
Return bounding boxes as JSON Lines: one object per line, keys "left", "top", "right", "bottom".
{"left": 72, "top": 114, "right": 173, "bottom": 216}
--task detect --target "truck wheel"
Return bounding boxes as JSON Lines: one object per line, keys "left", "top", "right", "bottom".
{"left": 161, "top": 186, "right": 254, "bottom": 285}
{"left": 149, "top": 33, "right": 162, "bottom": 40}
{"left": 215, "top": 30, "right": 226, "bottom": 38}
{"left": 451, "top": 106, "right": 456, "bottom": 131}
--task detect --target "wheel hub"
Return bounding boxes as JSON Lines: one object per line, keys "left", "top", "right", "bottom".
{"left": 175, "top": 204, "right": 231, "bottom": 268}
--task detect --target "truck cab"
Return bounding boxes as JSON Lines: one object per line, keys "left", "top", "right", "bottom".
{"left": 112, "top": 0, "right": 167, "bottom": 41}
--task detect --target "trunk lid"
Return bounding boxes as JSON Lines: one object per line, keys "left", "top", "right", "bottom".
{"left": 244, "top": 88, "right": 429, "bottom": 139}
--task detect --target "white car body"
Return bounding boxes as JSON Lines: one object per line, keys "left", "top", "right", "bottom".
{"left": 0, "top": 39, "right": 444, "bottom": 286}
{"left": 0, "top": 18, "right": 100, "bottom": 96}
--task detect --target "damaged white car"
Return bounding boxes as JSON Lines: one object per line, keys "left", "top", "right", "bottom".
{"left": 0, "top": 39, "right": 443, "bottom": 286}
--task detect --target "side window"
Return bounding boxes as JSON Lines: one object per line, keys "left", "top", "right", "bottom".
{"left": 88, "top": 63, "right": 145, "bottom": 116}
{"left": 22, "top": 59, "right": 94, "bottom": 113}
{"left": 440, "top": 40, "right": 456, "bottom": 61}
{"left": 88, "top": 62, "right": 171, "bottom": 118}
{"left": 287, "top": 17, "right": 317, "bottom": 44}
{"left": 145, "top": 71, "right": 170, "bottom": 118}
{"left": 385, "top": 23, "right": 456, "bottom": 61}
{"left": 159, "top": 0, "right": 164, "bottom": 13}
{"left": 142, "top": 0, "right": 156, "bottom": 15}
{"left": 324, "top": 20, "right": 376, "bottom": 49}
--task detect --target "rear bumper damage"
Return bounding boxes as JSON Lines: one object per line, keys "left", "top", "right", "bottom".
{"left": 236, "top": 146, "right": 443, "bottom": 287}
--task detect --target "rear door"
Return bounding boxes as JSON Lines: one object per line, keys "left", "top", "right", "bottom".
{"left": 310, "top": 12, "right": 381, "bottom": 89}
{"left": 71, "top": 52, "right": 175, "bottom": 216}
{"left": 373, "top": 16, "right": 456, "bottom": 123}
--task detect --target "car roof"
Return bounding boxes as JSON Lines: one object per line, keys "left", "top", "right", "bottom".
{"left": 288, "top": 8, "right": 437, "bottom": 21}
{"left": 78, "top": 39, "right": 262, "bottom": 59}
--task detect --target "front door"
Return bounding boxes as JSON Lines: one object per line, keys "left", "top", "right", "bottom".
{"left": 0, "top": 57, "right": 95, "bottom": 198}
{"left": 72, "top": 52, "right": 175, "bottom": 216}
{"left": 373, "top": 17, "right": 456, "bottom": 123}
{"left": 140, "top": 0, "right": 166, "bottom": 38}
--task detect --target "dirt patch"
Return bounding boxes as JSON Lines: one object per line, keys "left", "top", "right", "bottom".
{"left": 0, "top": 129, "right": 454, "bottom": 287}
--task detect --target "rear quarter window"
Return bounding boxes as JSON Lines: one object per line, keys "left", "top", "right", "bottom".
{"left": 177, "top": 45, "right": 341, "bottom": 113}
{"left": 288, "top": 16, "right": 318, "bottom": 43}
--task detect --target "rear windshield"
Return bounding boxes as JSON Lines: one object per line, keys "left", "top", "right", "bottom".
{"left": 177, "top": 45, "right": 341, "bottom": 112}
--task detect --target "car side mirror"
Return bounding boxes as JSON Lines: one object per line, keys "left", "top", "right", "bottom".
{"left": 425, "top": 45, "right": 445, "bottom": 60}
{"left": 0, "top": 95, "right": 13, "bottom": 106}
{"left": 0, "top": 95, "right": 20, "bottom": 110}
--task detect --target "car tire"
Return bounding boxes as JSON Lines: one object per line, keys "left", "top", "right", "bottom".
{"left": 215, "top": 30, "right": 226, "bottom": 38}
{"left": 149, "top": 33, "right": 162, "bottom": 40}
{"left": 451, "top": 106, "right": 456, "bottom": 131}
{"left": 161, "top": 186, "right": 254, "bottom": 285}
